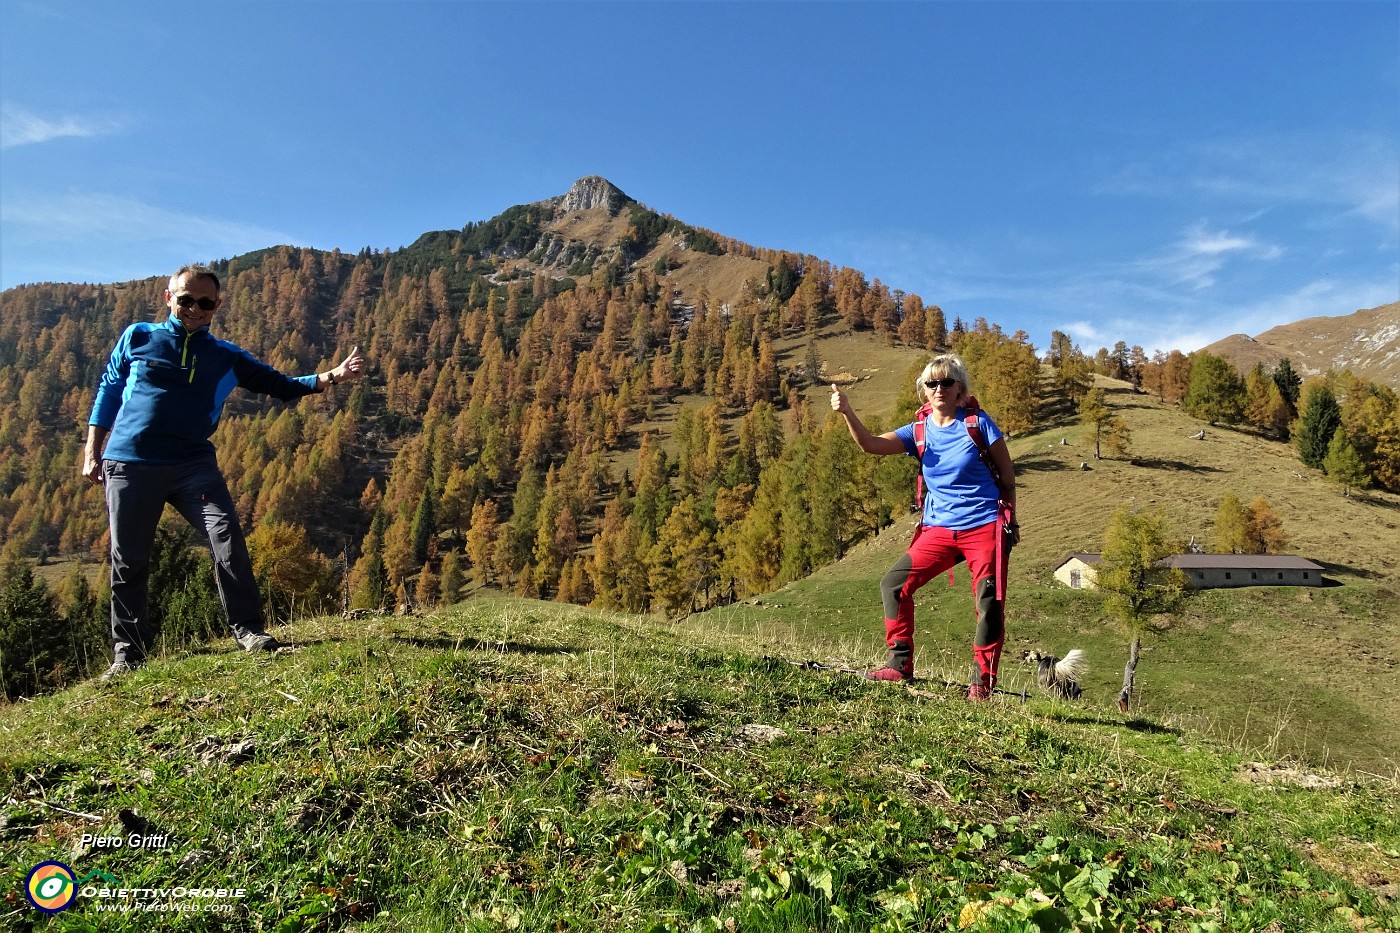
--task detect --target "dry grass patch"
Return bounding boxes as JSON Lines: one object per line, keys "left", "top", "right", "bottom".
{"left": 544, "top": 207, "right": 634, "bottom": 247}
{"left": 655, "top": 243, "right": 770, "bottom": 309}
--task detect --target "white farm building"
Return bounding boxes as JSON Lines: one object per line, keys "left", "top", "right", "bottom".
{"left": 1054, "top": 553, "right": 1326, "bottom": 591}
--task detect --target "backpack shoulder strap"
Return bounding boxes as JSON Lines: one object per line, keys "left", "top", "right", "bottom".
{"left": 962, "top": 397, "right": 1006, "bottom": 491}
{"left": 912, "top": 402, "right": 933, "bottom": 456}
{"left": 911, "top": 403, "right": 933, "bottom": 513}
{"left": 963, "top": 403, "right": 990, "bottom": 455}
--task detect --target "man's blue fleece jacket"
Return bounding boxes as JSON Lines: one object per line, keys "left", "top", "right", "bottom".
{"left": 89, "top": 316, "right": 319, "bottom": 465}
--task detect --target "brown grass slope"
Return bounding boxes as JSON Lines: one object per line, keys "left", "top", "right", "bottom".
{"left": 1203, "top": 300, "right": 1400, "bottom": 388}
{"left": 1011, "top": 377, "right": 1400, "bottom": 585}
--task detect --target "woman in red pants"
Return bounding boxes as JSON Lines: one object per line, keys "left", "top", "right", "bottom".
{"left": 831, "top": 353, "right": 1017, "bottom": 699}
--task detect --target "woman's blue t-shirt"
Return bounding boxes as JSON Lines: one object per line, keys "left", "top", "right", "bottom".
{"left": 893, "top": 408, "right": 1004, "bottom": 530}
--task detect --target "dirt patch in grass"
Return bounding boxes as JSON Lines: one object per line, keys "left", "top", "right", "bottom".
{"left": 1237, "top": 760, "right": 1343, "bottom": 789}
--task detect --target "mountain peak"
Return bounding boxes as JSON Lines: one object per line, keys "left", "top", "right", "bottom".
{"left": 554, "top": 175, "right": 631, "bottom": 216}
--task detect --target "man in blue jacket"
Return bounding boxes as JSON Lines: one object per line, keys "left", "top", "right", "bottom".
{"left": 82, "top": 264, "right": 366, "bottom": 681}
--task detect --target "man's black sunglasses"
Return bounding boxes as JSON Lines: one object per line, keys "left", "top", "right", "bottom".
{"left": 924, "top": 378, "right": 959, "bottom": 389}
{"left": 175, "top": 295, "right": 218, "bottom": 311}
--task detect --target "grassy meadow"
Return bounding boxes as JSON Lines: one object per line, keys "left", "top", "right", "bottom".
{"left": 2, "top": 598, "right": 1397, "bottom": 931}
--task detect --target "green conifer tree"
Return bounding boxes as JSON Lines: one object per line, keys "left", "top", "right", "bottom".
{"left": 439, "top": 549, "right": 465, "bottom": 605}
{"left": 810, "top": 417, "right": 860, "bottom": 563}
{"left": 58, "top": 565, "right": 105, "bottom": 680}
{"left": 725, "top": 463, "right": 786, "bottom": 595}
{"left": 1078, "top": 389, "right": 1133, "bottom": 460}
{"left": 1323, "top": 428, "right": 1369, "bottom": 497}
{"left": 648, "top": 496, "right": 718, "bottom": 617}
{"left": 1272, "top": 358, "right": 1302, "bottom": 407}
{"left": 1295, "top": 384, "right": 1342, "bottom": 469}
{"left": 1184, "top": 352, "right": 1245, "bottom": 425}
{"left": 0, "top": 552, "right": 68, "bottom": 698}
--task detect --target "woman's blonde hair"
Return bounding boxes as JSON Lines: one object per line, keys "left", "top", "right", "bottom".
{"left": 915, "top": 353, "right": 971, "bottom": 405}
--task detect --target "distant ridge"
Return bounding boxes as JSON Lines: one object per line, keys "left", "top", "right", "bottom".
{"left": 1201, "top": 300, "right": 1400, "bottom": 388}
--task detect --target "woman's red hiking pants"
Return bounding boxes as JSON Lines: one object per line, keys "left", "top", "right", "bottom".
{"left": 877, "top": 519, "right": 1006, "bottom": 689}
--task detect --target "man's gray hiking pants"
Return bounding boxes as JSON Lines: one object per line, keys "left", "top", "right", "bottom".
{"left": 104, "top": 459, "right": 264, "bottom": 662}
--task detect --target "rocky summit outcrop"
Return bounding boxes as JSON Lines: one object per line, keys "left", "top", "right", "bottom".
{"left": 553, "top": 175, "right": 632, "bottom": 216}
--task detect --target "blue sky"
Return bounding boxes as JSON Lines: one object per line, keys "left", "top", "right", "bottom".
{"left": 2, "top": 1, "right": 1396, "bottom": 354}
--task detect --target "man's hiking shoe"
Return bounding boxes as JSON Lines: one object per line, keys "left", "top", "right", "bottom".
{"left": 100, "top": 658, "right": 140, "bottom": 682}
{"left": 235, "top": 630, "right": 281, "bottom": 653}
{"left": 967, "top": 684, "right": 991, "bottom": 701}
{"left": 865, "top": 666, "right": 912, "bottom": 683}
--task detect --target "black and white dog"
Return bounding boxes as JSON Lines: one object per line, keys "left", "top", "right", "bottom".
{"left": 1023, "top": 649, "right": 1087, "bottom": 700}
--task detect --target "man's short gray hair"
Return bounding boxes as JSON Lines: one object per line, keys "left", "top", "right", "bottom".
{"left": 169, "top": 264, "right": 220, "bottom": 294}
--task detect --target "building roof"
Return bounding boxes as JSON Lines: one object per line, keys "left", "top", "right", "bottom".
{"left": 1161, "top": 554, "right": 1324, "bottom": 571}
{"left": 1056, "top": 553, "right": 1324, "bottom": 572}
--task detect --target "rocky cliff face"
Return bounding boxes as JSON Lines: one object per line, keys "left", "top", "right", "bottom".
{"left": 553, "top": 175, "right": 631, "bottom": 215}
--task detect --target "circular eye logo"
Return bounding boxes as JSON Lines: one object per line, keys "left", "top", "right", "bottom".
{"left": 25, "top": 861, "right": 78, "bottom": 913}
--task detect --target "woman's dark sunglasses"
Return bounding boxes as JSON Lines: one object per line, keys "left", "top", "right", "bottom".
{"left": 175, "top": 295, "right": 218, "bottom": 311}
{"left": 923, "top": 378, "right": 959, "bottom": 390}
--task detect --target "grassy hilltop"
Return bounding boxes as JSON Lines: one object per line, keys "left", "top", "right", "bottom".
{"left": 5, "top": 331, "right": 1399, "bottom": 929}
{"left": 2, "top": 599, "right": 1397, "bottom": 931}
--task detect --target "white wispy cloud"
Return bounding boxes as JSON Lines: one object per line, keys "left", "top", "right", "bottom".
{"left": 1109, "top": 278, "right": 1397, "bottom": 355}
{"left": 1341, "top": 168, "right": 1400, "bottom": 231}
{"left": 6, "top": 191, "right": 295, "bottom": 247}
{"left": 1099, "top": 133, "right": 1400, "bottom": 236}
{"left": 827, "top": 223, "right": 1393, "bottom": 356}
{"left": 770, "top": 137, "right": 1396, "bottom": 357}
{"left": 1135, "top": 223, "right": 1285, "bottom": 291}
{"left": 0, "top": 104, "right": 124, "bottom": 149}
{"left": 1055, "top": 320, "right": 1104, "bottom": 345}
{"left": 2, "top": 191, "right": 299, "bottom": 285}
{"left": 1182, "top": 229, "right": 1255, "bottom": 256}
{"left": 1216, "top": 279, "right": 1397, "bottom": 336}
